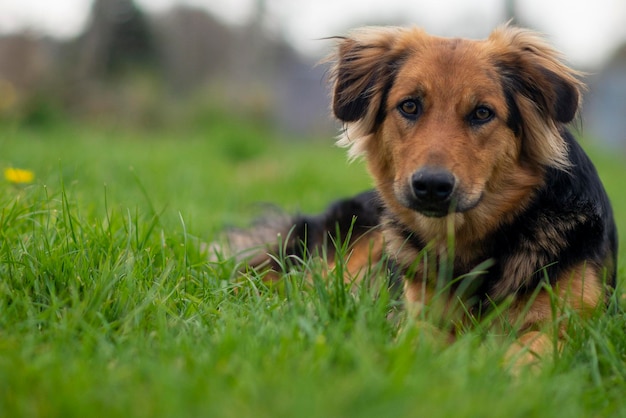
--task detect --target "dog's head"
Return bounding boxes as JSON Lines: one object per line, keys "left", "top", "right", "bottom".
{"left": 330, "top": 25, "right": 583, "bottom": 220}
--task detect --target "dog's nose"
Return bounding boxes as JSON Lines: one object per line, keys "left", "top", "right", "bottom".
{"left": 411, "top": 168, "right": 455, "bottom": 202}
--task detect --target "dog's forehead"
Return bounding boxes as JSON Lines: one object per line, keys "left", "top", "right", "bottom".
{"left": 401, "top": 37, "right": 492, "bottom": 78}
{"left": 392, "top": 36, "right": 500, "bottom": 98}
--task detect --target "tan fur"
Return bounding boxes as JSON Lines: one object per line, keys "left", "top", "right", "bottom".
{"left": 510, "top": 263, "right": 603, "bottom": 330}
{"left": 330, "top": 25, "right": 583, "bottom": 251}
{"left": 504, "top": 331, "right": 555, "bottom": 373}
{"left": 504, "top": 263, "right": 602, "bottom": 370}
{"left": 327, "top": 229, "right": 385, "bottom": 281}
{"left": 328, "top": 24, "right": 596, "bottom": 370}
{"left": 218, "top": 25, "right": 607, "bottom": 374}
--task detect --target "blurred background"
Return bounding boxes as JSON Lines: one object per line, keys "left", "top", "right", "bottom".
{"left": 0, "top": 0, "right": 625, "bottom": 146}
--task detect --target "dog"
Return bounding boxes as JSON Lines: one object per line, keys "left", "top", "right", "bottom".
{"left": 215, "top": 24, "right": 618, "bottom": 368}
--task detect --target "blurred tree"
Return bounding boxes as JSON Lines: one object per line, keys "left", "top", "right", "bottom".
{"left": 0, "top": 0, "right": 333, "bottom": 133}
{"left": 153, "top": 6, "right": 232, "bottom": 93}
{"left": 77, "top": 0, "right": 158, "bottom": 80}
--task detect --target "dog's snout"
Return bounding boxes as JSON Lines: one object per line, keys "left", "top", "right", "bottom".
{"left": 411, "top": 168, "right": 455, "bottom": 202}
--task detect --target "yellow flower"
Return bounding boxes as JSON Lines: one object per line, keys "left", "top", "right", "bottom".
{"left": 4, "top": 168, "right": 35, "bottom": 184}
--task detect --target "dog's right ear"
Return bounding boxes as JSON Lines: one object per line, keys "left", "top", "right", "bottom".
{"left": 330, "top": 27, "right": 407, "bottom": 124}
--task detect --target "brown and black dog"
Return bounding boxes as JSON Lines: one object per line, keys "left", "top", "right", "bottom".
{"left": 215, "top": 25, "right": 617, "bottom": 367}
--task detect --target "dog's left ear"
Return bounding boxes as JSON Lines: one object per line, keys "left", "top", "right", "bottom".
{"left": 491, "top": 26, "right": 584, "bottom": 124}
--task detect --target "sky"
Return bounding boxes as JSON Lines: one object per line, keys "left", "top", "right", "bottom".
{"left": 0, "top": 0, "right": 625, "bottom": 68}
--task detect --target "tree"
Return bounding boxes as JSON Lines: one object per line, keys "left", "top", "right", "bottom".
{"left": 77, "top": 0, "right": 158, "bottom": 80}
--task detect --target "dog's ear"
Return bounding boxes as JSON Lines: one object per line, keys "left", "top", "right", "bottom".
{"left": 491, "top": 25, "right": 584, "bottom": 124}
{"left": 330, "top": 27, "right": 407, "bottom": 124}
{"left": 490, "top": 25, "right": 585, "bottom": 169}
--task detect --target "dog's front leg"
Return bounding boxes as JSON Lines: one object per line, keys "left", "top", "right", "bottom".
{"left": 505, "top": 330, "right": 558, "bottom": 373}
{"left": 505, "top": 263, "right": 604, "bottom": 373}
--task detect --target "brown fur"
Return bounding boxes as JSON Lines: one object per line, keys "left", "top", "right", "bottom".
{"left": 216, "top": 24, "right": 617, "bottom": 371}
{"left": 332, "top": 26, "right": 580, "bottom": 254}
{"left": 327, "top": 24, "right": 612, "bottom": 368}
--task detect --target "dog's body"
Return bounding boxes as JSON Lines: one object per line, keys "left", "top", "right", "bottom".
{"left": 218, "top": 25, "right": 617, "bottom": 366}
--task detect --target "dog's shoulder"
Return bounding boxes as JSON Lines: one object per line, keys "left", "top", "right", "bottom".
{"left": 490, "top": 129, "right": 617, "bottom": 297}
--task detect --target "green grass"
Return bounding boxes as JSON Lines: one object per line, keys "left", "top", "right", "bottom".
{"left": 1, "top": 117, "right": 625, "bottom": 418}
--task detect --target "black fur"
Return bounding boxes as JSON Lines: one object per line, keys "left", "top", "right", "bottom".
{"left": 220, "top": 26, "right": 616, "bottom": 326}
{"left": 496, "top": 60, "right": 580, "bottom": 124}
{"left": 259, "top": 190, "right": 383, "bottom": 273}
{"left": 264, "top": 128, "right": 616, "bottom": 308}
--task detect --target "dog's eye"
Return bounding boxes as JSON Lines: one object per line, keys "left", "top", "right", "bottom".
{"left": 470, "top": 106, "right": 494, "bottom": 124}
{"left": 398, "top": 99, "right": 421, "bottom": 119}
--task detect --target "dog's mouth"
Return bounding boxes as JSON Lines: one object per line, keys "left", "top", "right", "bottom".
{"left": 406, "top": 198, "right": 456, "bottom": 218}
{"left": 396, "top": 188, "right": 483, "bottom": 218}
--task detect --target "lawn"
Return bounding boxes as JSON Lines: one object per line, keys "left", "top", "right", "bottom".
{"left": 1, "top": 114, "right": 625, "bottom": 418}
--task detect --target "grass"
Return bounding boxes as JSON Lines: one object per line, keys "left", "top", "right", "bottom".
{"left": 0, "top": 115, "right": 625, "bottom": 417}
